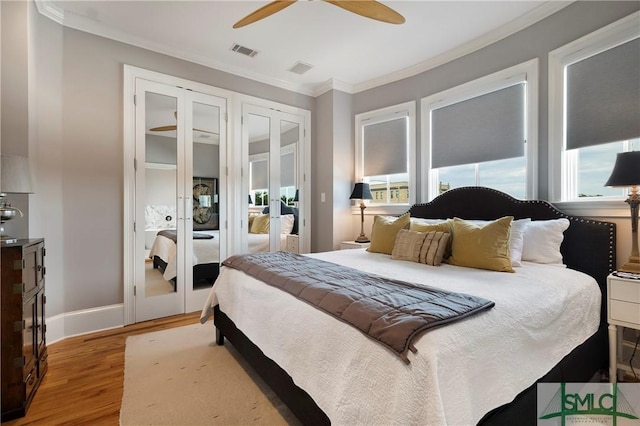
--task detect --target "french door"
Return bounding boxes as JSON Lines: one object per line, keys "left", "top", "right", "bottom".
{"left": 134, "top": 79, "right": 227, "bottom": 322}
{"left": 242, "top": 104, "right": 305, "bottom": 253}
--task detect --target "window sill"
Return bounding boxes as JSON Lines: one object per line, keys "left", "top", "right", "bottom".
{"left": 553, "top": 199, "right": 630, "bottom": 218}
{"left": 350, "top": 204, "right": 411, "bottom": 216}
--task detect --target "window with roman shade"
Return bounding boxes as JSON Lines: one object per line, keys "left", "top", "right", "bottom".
{"left": 549, "top": 12, "right": 639, "bottom": 202}
{"left": 431, "top": 83, "right": 525, "bottom": 169}
{"left": 421, "top": 59, "right": 538, "bottom": 201}
{"left": 355, "top": 101, "right": 416, "bottom": 208}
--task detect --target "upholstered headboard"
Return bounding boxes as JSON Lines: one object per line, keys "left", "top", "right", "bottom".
{"left": 409, "top": 187, "right": 616, "bottom": 322}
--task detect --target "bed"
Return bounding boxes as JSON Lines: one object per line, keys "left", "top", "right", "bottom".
{"left": 201, "top": 187, "right": 616, "bottom": 425}
{"left": 149, "top": 202, "right": 299, "bottom": 286}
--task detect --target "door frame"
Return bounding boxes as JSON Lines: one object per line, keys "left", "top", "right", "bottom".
{"left": 123, "top": 66, "right": 312, "bottom": 325}
{"left": 123, "top": 66, "right": 234, "bottom": 325}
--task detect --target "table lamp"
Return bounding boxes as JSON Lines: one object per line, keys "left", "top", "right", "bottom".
{"left": 605, "top": 151, "right": 640, "bottom": 273}
{"left": 1, "top": 155, "right": 34, "bottom": 244}
{"left": 350, "top": 182, "right": 373, "bottom": 243}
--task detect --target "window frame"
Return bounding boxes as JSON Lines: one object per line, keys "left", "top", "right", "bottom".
{"left": 421, "top": 59, "right": 539, "bottom": 201}
{"left": 354, "top": 101, "right": 416, "bottom": 214}
{"left": 548, "top": 11, "right": 639, "bottom": 210}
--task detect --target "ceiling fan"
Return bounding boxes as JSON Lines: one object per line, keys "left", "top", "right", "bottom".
{"left": 233, "top": 0, "right": 405, "bottom": 29}
{"left": 149, "top": 111, "right": 218, "bottom": 135}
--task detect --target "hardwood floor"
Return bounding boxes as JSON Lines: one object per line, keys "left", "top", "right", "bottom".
{"left": 3, "top": 312, "right": 203, "bottom": 426}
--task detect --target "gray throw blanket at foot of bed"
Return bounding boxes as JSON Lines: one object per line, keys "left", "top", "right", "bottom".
{"left": 157, "top": 230, "right": 214, "bottom": 243}
{"left": 222, "top": 251, "right": 494, "bottom": 363}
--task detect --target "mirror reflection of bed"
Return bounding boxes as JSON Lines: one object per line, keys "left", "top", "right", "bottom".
{"left": 146, "top": 200, "right": 299, "bottom": 296}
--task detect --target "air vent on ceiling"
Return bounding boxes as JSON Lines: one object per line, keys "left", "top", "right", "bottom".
{"left": 288, "top": 61, "right": 314, "bottom": 75}
{"left": 231, "top": 43, "right": 259, "bottom": 58}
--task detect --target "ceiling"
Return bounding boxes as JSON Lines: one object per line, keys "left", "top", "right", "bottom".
{"left": 37, "top": 1, "right": 570, "bottom": 96}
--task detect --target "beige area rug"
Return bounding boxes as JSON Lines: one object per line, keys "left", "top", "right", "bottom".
{"left": 120, "top": 322, "right": 301, "bottom": 426}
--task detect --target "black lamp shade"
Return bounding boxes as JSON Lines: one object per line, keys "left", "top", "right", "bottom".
{"left": 293, "top": 189, "right": 299, "bottom": 202}
{"left": 605, "top": 151, "right": 640, "bottom": 187}
{"left": 350, "top": 183, "right": 373, "bottom": 200}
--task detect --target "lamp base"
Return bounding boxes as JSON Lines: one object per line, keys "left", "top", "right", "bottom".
{"left": 355, "top": 235, "right": 370, "bottom": 243}
{"left": 0, "top": 225, "right": 17, "bottom": 244}
{"left": 618, "top": 256, "right": 640, "bottom": 274}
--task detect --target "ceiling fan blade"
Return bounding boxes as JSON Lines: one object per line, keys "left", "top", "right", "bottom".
{"left": 193, "top": 128, "right": 219, "bottom": 136}
{"left": 233, "top": 1, "right": 297, "bottom": 29}
{"left": 324, "top": 0, "right": 405, "bottom": 24}
{"left": 149, "top": 125, "right": 177, "bottom": 132}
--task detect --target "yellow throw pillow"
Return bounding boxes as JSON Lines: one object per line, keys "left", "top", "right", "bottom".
{"left": 248, "top": 214, "right": 257, "bottom": 230}
{"left": 367, "top": 213, "right": 410, "bottom": 255}
{"left": 250, "top": 213, "right": 270, "bottom": 234}
{"left": 448, "top": 216, "right": 515, "bottom": 272}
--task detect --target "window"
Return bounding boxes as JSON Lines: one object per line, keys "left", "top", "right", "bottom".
{"left": 355, "top": 101, "right": 416, "bottom": 207}
{"left": 249, "top": 154, "right": 268, "bottom": 207}
{"left": 549, "top": 12, "right": 639, "bottom": 202}
{"left": 421, "top": 59, "right": 538, "bottom": 200}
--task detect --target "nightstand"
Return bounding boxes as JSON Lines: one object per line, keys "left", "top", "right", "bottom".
{"left": 340, "top": 241, "right": 370, "bottom": 250}
{"left": 607, "top": 273, "right": 640, "bottom": 382}
{"left": 286, "top": 234, "right": 299, "bottom": 253}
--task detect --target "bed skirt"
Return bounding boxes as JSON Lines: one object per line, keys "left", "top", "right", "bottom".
{"left": 214, "top": 305, "right": 607, "bottom": 425}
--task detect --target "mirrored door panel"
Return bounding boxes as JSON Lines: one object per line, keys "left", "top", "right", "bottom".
{"left": 280, "top": 120, "right": 299, "bottom": 251}
{"left": 135, "top": 80, "right": 228, "bottom": 321}
{"left": 242, "top": 104, "right": 305, "bottom": 255}
{"left": 185, "top": 95, "right": 226, "bottom": 313}
{"left": 247, "top": 112, "right": 273, "bottom": 253}
{"left": 135, "top": 81, "right": 185, "bottom": 322}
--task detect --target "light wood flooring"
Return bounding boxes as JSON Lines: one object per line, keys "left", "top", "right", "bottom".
{"left": 3, "top": 311, "right": 203, "bottom": 426}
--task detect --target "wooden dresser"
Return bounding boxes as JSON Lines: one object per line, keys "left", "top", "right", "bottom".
{"left": 1, "top": 239, "right": 47, "bottom": 421}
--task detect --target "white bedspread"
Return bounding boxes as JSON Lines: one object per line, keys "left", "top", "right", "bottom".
{"left": 149, "top": 231, "right": 288, "bottom": 280}
{"left": 201, "top": 249, "right": 601, "bottom": 425}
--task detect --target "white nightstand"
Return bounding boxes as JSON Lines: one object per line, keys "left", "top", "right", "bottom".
{"left": 286, "top": 234, "right": 299, "bottom": 253}
{"left": 607, "top": 273, "right": 640, "bottom": 382}
{"left": 340, "top": 241, "right": 370, "bottom": 250}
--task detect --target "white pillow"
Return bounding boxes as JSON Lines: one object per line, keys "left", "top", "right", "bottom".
{"left": 280, "top": 214, "right": 295, "bottom": 234}
{"left": 465, "top": 218, "right": 530, "bottom": 267}
{"left": 521, "top": 218, "right": 570, "bottom": 265}
{"left": 508, "top": 218, "right": 531, "bottom": 267}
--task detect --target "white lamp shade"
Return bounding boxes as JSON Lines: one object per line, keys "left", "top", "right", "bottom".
{"left": 1, "top": 155, "right": 34, "bottom": 194}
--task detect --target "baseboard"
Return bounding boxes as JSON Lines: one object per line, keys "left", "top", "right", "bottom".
{"left": 46, "top": 304, "right": 124, "bottom": 344}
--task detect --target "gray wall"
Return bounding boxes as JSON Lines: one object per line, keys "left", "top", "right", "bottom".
{"left": 352, "top": 1, "right": 640, "bottom": 201}
{"left": 23, "top": 10, "right": 313, "bottom": 316}
{"left": 1, "top": 1, "right": 30, "bottom": 239}
{"left": 5, "top": 1, "right": 638, "bottom": 319}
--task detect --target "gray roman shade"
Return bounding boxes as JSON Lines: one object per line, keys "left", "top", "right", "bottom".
{"left": 251, "top": 159, "right": 268, "bottom": 189}
{"left": 363, "top": 117, "right": 408, "bottom": 176}
{"left": 431, "top": 84, "right": 525, "bottom": 169}
{"left": 566, "top": 38, "right": 640, "bottom": 150}
{"left": 280, "top": 151, "right": 295, "bottom": 187}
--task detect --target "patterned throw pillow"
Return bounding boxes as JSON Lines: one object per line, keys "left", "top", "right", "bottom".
{"left": 391, "top": 229, "right": 450, "bottom": 266}
{"left": 419, "top": 231, "right": 450, "bottom": 266}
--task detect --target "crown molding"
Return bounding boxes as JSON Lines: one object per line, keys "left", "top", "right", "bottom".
{"left": 35, "top": 0, "right": 316, "bottom": 96}
{"left": 35, "top": 1, "right": 572, "bottom": 98}
{"left": 312, "top": 79, "right": 354, "bottom": 97}
{"left": 351, "top": 1, "right": 573, "bottom": 94}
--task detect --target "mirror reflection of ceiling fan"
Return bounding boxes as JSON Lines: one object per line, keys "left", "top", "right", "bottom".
{"left": 149, "top": 111, "right": 219, "bottom": 135}
{"left": 233, "top": 0, "right": 405, "bottom": 28}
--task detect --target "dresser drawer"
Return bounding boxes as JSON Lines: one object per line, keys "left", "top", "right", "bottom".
{"left": 609, "top": 279, "right": 640, "bottom": 303}
{"left": 609, "top": 299, "right": 640, "bottom": 324}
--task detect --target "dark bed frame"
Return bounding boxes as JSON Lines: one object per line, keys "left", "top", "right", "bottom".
{"left": 152, "top": 255, "right": 220, "bottom": 290}
{"left": 213, "top": 187, "right": 616, "bottom": 425}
